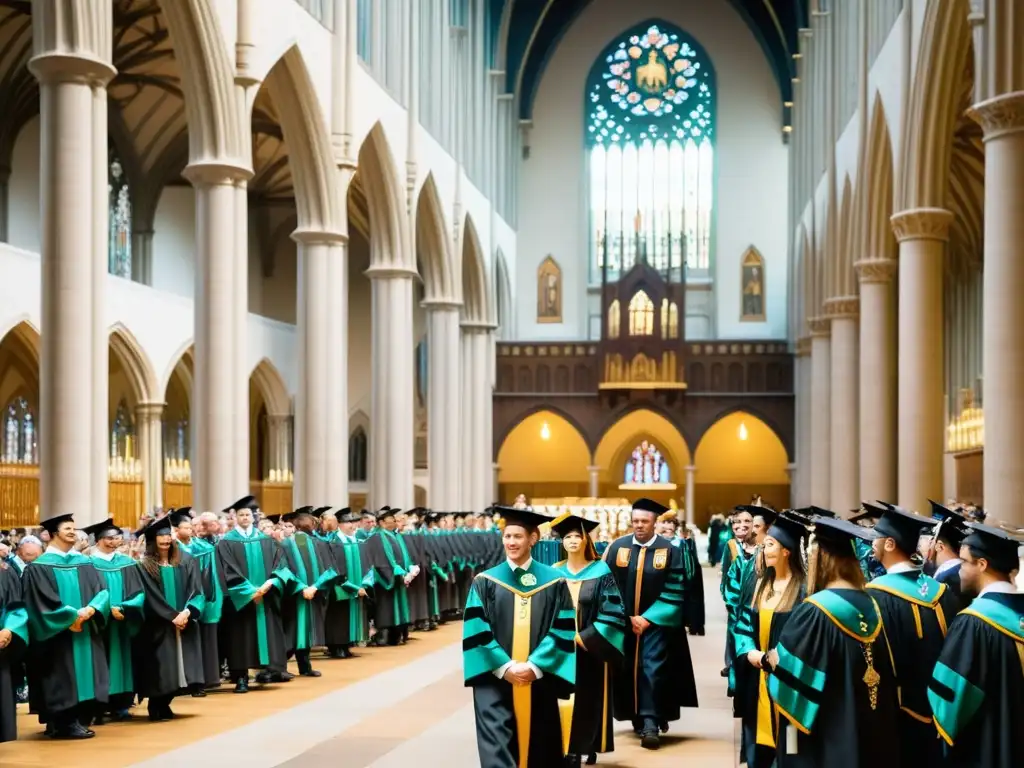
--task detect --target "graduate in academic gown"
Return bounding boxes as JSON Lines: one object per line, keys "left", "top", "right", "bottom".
{"left": 926, "top": 500, "right": 970, "bottom": 610}
{"left": 325, "top": 510, "right": 372, "bottom": 657}
{"left": 721, "top": 506, "right": 756, "bottom": 684}
{"left": 674, "top": 521, "right": 706, "bottom": 635}
{"left": 551, "top": 513, "right": 626, "bottom": 767}
{"left": 849, "top": 504, "right": 887, "bottom": 582}
{"left": 864, "top": 506, "right": 960, "bottom": 765}
{"left": 766, "top": 516, "right": 901, "bottom": 768}
{"left": 132, "top": 516, "right": 206, "bottom": 721}
{"left": 0, "top": 560, "right": 28, "bottom": 743}
{"left": 215, "top": 495, "right": 295, "bottom": 692}
{"left": 733, "top": 514, "right": 808, "bottom": 768}
{"left": 279, "top": 508, "right": 338, "bottom": 676}
{"left": 463, "top": 506, "right": 576, "bottom": 768}
{"left": 928, "top": 522, "right": 1024, "bottom": 768}
{"left": 23, "top": 514, "right": 111, "bottom": 739}
{"left": 604, "top": 497, "right": 698, "bottom": 750}
{"left": 84, "top": 518, "right": 145, "bottom": 723}
{"left": 172, "top": 509, "right": 223, "bottom": 690}
{"left": 363, "top": 507, "right": 412, "bottom": 646}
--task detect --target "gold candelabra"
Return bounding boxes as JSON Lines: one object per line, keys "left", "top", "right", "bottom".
{"left": 164, "top": 458, "right": 192, "bottom": 483}
{"left": 946, "top": 389, "right": 984, "bottom": 453}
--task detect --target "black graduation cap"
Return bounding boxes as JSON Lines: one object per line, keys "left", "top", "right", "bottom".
{"left": 224, "top": 495, "right": 259, "bottom": 512}
{"left": 292, "top": 506, "right": 315, "bottom": 517}
{"left": 333, "top": 507, "right": 352, "bottom": 521}
{"left": 82, "top": 518, "right": 121, "bottom": 540}
{"left": 376, "top": 507, "right": 396, "bottom": 521}
{"left": 492, "top": 505, "right": 550, "bottom": 532}
{"left": 265, "top": 514, "right": 283, "bottom": 525}
{"left": 766, "top": 514, "right": 809, "bottom": 553}
{"left": 360, "top": 509, "right": 374, "bottom": 518}
{"left": 874, "top": 507, "right": 933, "bottom": 555}
{"left": 928, "top": 500, "right": 970, "bottom": 548}
{"left": 962, "top": 522, "right": 1023, "bottom": 574}
{"left": 169, "top": 509, "right": 194, "bottom": 527}
{"left": 312, "top": 506, "right": 332, "bottom": 518}
{"left": 795, "top": 505, "right": 837, "bottom": 519}
{"left": 550, "top": 513, "right": 600, "bottom": 539}
{"left": 632, "top": 497, "right": 669, "bottom": 516}
{"left": 849, "top": 502, "right": 887, "bottom": 526}
{"left": 291, "top": 507, "right": 317, "bottom": 522}
{"left": 140, "top": 515, "right": 174, "bottom": 539}
{"left": 40, "top": 513, "right": 76, "bottom": 536}
{"left": 810, "top": 515, "right": 878, "bottom": 556}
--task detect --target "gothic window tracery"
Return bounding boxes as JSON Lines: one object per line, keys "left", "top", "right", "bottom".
{"left": 108, "top": 145, "right": 132, "bottom": 279}
{"left": 628, "top": 290, "right": 655, "bottom": 336}
{"left": 624, "top": 440, "right": 670, "bottom": 485}
{"left": 587, "top": 22, "right": 715, "bottom": 280}
{"left": 110, "top": 398, "right": 135, "bottom": 461}
{"left": 2, "top": 397, "right": 36, "bottom": 465}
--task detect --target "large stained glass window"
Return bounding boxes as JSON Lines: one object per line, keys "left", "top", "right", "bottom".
{"left": 3, "top": 397, "right": 36, "bottom": 464}
{"left": 587, "top": 22, "right": 715, "bottom": 282}
{"left": 108, "top": 144, "right": 132, "bottom": 278}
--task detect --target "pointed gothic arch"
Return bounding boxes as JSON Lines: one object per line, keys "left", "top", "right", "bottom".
{"left": 108, "top": 324, "right": 158, "bottom": 405}
{"left": 863, "top": 95, "right": 896, "bottom": 262}
{"left": 249, "top": 358, "right": 292, "bottom": 417}
{"left": 415, "top": 174, "right": 456, "bottom": 301}
{"left": 356, "top": 123, "right": 412, "bottom": 270}
{"left": 495, "top": 248, "right": 512, "bottom": 338}
{"left": 462, "top": 214, "right": 491, "bottom": 324}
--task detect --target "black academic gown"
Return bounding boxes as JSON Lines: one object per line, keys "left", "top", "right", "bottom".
{"left": 928, "top": 591, "right": 1024, "bottom": 768}
{"left": 279, "top": 533, "right": 338, "bottom": 652}
{"left": 866, "top": 569, "right": 961, "bottom": 765}
{"left": 362, "top": 529, "right": 410, "bottom": 632}
{"left": 463, "top": 561, "right": 576, "bottom": 768}
{"left": 604, "top": 534, "right": 698, "bottom": 724}
{"left": 0, "top": 566, "right": 28, "bottom": 742}
{"left": 132, "top": 556, "right": 206, "bottom": 699}
{"left": 678, "top": 536, "right": 706, "bottom": 632}
{"left": 23, "top": 552, "right": 111, "bottom": 722}
{"left": 397, "top": 532, "right": 429, "bottom": 624}
{"left": 216, "top": 529, "right": 293, "bottom": 672}
{"left": 933, "top": 560, "right": 967, "bottom": 611}
{"left": 325, "top": 534, "right": 370, "bottom": 647}
{"left": 768, "top": 588, "right": 902, "bottom": 768}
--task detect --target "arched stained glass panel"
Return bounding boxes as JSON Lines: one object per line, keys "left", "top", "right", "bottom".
{"left": 3, "top": 397, "right": 36, "bottom": 464}
{"left": 628, "top": 290, "right": 655, "bottom": 336}
{"left": 623, "top": 440, "right": 670, "bottom": 485}
{"left": 586, "top": 21, "right": 715, "bottom": 282}
{"left": 108, "top": 144, "right": 132, "bottom": 278}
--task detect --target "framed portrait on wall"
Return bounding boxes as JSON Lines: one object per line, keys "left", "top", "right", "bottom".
{"left": 537, "top": 255, "right": 562, "bottom": 323}
{"left": 740, "top": 246, "right": 765, "bottom": 322}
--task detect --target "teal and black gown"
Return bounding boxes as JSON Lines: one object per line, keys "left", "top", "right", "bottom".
{"left": 0, "top": 565, "right": 28, "bottom": 742}
{"left": 463, "top": 559, "right": 576, "bottom": 768}
{"left": 866, "top": 569, "right": 960, "bottom": 764}
{"left": 90, "top": 552, "right": 145, "bottom": 714}
{"left": 676, "top": 535, "right": 706, "bottom": 633}
{"left": 604, "top": 534, "right": 698, "bottom": 727}
{"left": 23, "top": 551, "right": 112, "bottom": 727}
{"left": 767, "top": 588, "right": 901, "bottom": 767}
{"left": 928, "top": 590, "right": 1024, "bottom": 768}
{"left": 280, "top": 532, "right": 338, "bottom": 657}
{"left": 553, "top": 558, "right": 626, "bottom": 757}
{"left": 177, "top": 536, "right": 223, "bottom": 686}
{"left": 362, "top": 528, "right": 411, "bottom": 639}
{"left": 216, "top": 528, "right": 294, "bottom": 676}
{"left": 325, "top": 532, "right": 372, "bottom": 651}
{"left": 132, "top": 556, "right": 206, "bottom": 710}
{"left": 722, "top": 542, "right": 754, "bottom": 677}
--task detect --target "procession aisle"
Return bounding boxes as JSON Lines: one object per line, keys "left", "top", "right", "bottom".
{"left": 0, "top": 568, "right": 734, "bottom": 767}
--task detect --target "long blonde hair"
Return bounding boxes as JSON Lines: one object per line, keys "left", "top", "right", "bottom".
{"left": 806, "top": 542, "right": 865, "bottom": 595}
{"left": 753, "top": 545, "right": 806, "bottom": 612}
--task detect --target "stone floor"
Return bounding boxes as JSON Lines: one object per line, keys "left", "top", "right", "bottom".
{"left": 0, "top": 568, "right": 736, "bottom": 767}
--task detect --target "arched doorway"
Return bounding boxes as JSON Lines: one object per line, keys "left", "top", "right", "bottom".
{"left": 161, "top": 347, "right": 193, "bottom": 510}
{"left": 249, "top": 359, "right": 292, "bottom": 516}
{"left": 496, "top": 410, "right": 590, "bottom": 503}
{"left": 693, "top": 411, "right": 788, "bottom": 527}
{"left": 0, "top": 321, "right": 40, "bottom": 525}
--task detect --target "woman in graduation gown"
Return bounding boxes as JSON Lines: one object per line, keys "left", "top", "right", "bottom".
{"left": 551, "top": 513, "right": 627, "bottom": 767}
{"left": 766, "top": 516, "right": 901, "bottom": 768}
{"left": 733, "top": 513, "right": 808, "bottom": 768}
{"left": 172, "top": 509, "right": 224, "bottom": 690}
{"left": 463, "top": 506, "right": 576, "bottom": 768}
{"left": 132, "top": 515, "right": 206, "bottom": 721}
{"left": 0, "top": 560, "right": 28, "bottom": 742}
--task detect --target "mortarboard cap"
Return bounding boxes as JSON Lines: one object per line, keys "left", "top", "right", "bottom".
{"left": 550, "top": 512, "right": 600, "bottom": 539}
{"left": 376, "top": 507, "right": 396, "bottom": 521}
{"left": 312, "top": 506, "right": 332, "bottom": 518}
{"left": 928, "top": 501, "right": 970, "bottom": 548}
{"left": 140, "top": 515, "right": 174, "bottom": 539}
{"left": 360, "top": 509, "right": 374, "bottom": 518}
{"left": 169, "top": 509, "right": 194, "bottom": 527}
{"left": 874, "top": 507, "right": 933, "bottom": 555}
{"left": 333, "top": 507, "right": 352, "bottom": 521}
{"left": 224, "top": 495, "right": 259, "bottom": 512}
{"left": 961, "top": 522, "right": 1023, "bottom": 574}
{"left": 82, "top": 518, "right": 121, "bottom": 540}
{"left": 40, "top": 513, "right": 76, "bottom": 536}
{"left": 632, "top": 497, "right": 669, "bottom": 516}
{"left": 810, "top": 515, "right": 879, "bottom": 557}
{"left": 265, "top": 514, "right": 283, "bottom": 525}
{"left": 794, "top": 505, "right": 837, "bottom": 519}
{"left": 492, "top": 505, "right": 550, "bottom": 532}
{"left": 766, "top": 514, "right": 809, "bottom": 553}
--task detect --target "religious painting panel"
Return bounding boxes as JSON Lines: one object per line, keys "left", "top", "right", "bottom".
{"left": 740, "top": 246, "right": 765, "bottom": 321}
{"left": 537, "top": 255, "right": 563, "bottom": 323}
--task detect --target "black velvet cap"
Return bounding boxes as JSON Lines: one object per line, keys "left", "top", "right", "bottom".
{"left": 376, "top": 507, "right": 396, "bottom": 521}
{"left": 39, "top": 513, "right": 76, "bottom": 535}
{"left": 766, "top": 514, "right": 808, "bottom": 553}
{"left": 962, "top": 522, "right": 1022, "bottom": 574}
{"left": 82, "top": 518, "right": 121, "bottom": 540}
{"left": 333, "top": 507, "right": 352, "bottom": 522}
{"left": 141, "top": 515, "right": 174, "bottom": 539}
{"left": 874, "top": 507, "right": 933, "bottom": 555}
{"left": 224, "top": 495, "right": 259, "bottom": 512}
{"left": 493, "top": 505, "right": 550, "bottom": 532}
{"left": 632, "top": 497, "right": 669, "bottom": 516}
{"left": 811, "top": 515, "right": 878, "bottom": 556}
{"left": 550, "top": 513, "right": 600, "bottom": 539}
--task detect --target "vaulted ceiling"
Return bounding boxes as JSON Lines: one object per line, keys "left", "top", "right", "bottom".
{"left": 497, "top": 0, "right": 808, "bottom": 128}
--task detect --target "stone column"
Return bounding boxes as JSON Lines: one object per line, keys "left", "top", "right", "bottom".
{"left": 785, "top": 464, "right": 797, "bottom": 508}
{"left": 233, "top": 180, "right": 250, "bottom": 497}
{"left": 890, "top": 208, "right": 953, "bottom": 513}
{"left": 461, "top": 321, "right": 495, "bottom": 513}
{"left": 825, "top": 298, "right": 859, "bottom": 513}
{"left": 367, "top": 265, "right": 417, "bottom": 510}
{"left": 808, "top": 317, "right": 832, "bottom": 507}
{"left": 293, "top": 231, "right": 348, "bottom": 506}
{"left": 794, "top": 337, "right": 812, "bottom": 507}
{"left": 493, "top": 462, "right": 501, "bottom": 506}
{"left": 684, "top": 465, "right": 696, "bottom": 526}
{"left": 587, "top": 465, "right": 601, "bottom": 498}
{"left": 135, "top": 402, "right": 164, "bottom": 514}
{"left": 423, "top": 301, "right": 462, "bottom": 511}
{"left": 854, "top": 259, "right": 897, "bottom": 503}
{"left": 970, "top": 92, "right": 1024, "bottom": 524}
{"left": 184, "top": 163, "right": 251, "bottom": 513}
{"left": 29, "top": 3, "right": 115, "bottom": 524}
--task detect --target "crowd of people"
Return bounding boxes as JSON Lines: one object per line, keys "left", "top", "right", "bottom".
{"left": 0, "top": 498, "right": 504, "bottom": 741}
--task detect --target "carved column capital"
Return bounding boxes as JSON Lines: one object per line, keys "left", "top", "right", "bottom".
{"left": 890, "top": 208, "right": 954, "bottom": 243}
{"left": 854, "top": 259, "right": 898, "bottom": 284}
{"left": 824, "top": 297, "right": 860, "bottom": 320}
{"left": 968, "top": 91, "right": 1024, "bottom": 141}
{"left": 807, "top": 316, "right": 831, "bottom": 337}
{"left": 794, "top": 336, "right": 812, "bottom": 357}
{"left": 135, "top": 401, "right": 166, "bottom": 420}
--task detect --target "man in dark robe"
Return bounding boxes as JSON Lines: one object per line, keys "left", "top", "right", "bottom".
{"left": 604, "top": 497, "right": 698, "bottom": 750}
{"left": 928, "top": 522, "right": 1023, "bottom": 768}
{"left": 172, "top": 508, "right": 223, "bottom": 690}
{"left": 215, "top": 496, "right": 294, "bottom": 692}
{"left": 927, "top": 500, "right": 970, "bottom": 610}
{"left": 363, "top": 507, "right": 411, "bottom": 646}
{"left": 84, "top": 518, "right": 145, "bottom": 723}
{"left": 325, "top": 510, "right": 371, "bottom": 657}
{"left": 866, "top": 506, "right": 961, "bottom": 765}
{"left": 23, "top": 514, "right": 111, "bottom": 739}
{"left": 463, "top": 506, "right": 575, "bottom": 768}
{"left": 0, "top": 560, "right": 28, "bottom": 742}
{"left": 355, "top": 510, "right": 375, "bottom": 541}
{"left": 279, "top": 508, "right": 338, "bottom": 676}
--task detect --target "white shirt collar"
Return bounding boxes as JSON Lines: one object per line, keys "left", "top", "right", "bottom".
{"left": 507, "top": 557, "right": 533, "bottom": 571}
{"left": 92, "top": 549, "right": 116, "bottom": 561}
{"left": 979, "top": 580, "right": 1017, "bottom": 597}
{"left": 887, "top": 561, "right": 919, "bottom": 575}
{"left": 632, "top": 535, "right": 656, "bottom": 548}
{"left": 44, "top": 545, "right": 73, "bottom": 558}
{"left": 934, "top": 557, "right": 961, "bottom": 576}
{"left": 236, "top": 526, "right": 254, "bottom": 538}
